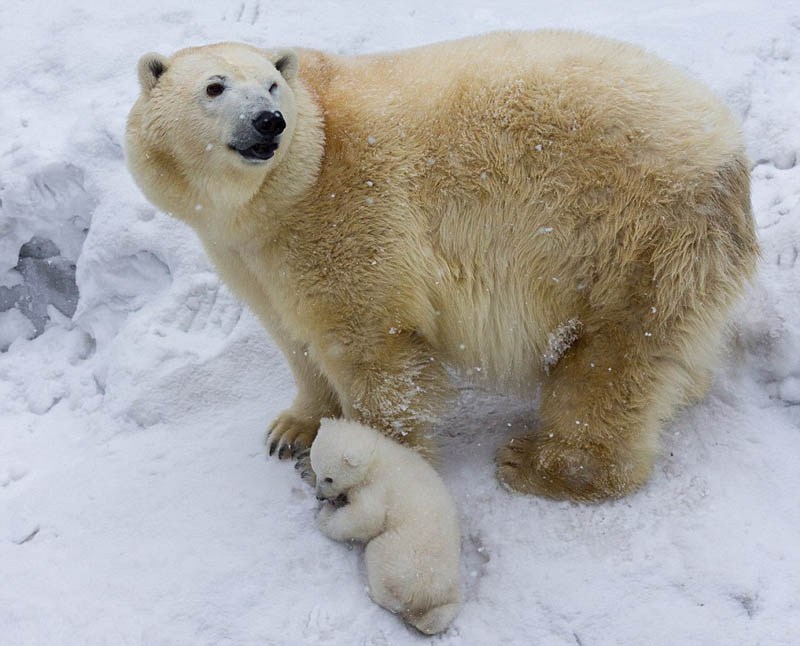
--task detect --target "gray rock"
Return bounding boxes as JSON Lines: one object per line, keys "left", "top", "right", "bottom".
{"left": 0, "top": 238, "right": 79, "bottom": 339}
{"left": 19, "top": 236, "right": 61, "bottom": 260}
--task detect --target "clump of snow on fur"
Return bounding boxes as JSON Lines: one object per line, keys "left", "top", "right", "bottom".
{"left": 542, "top": 318, "right": 582, "bottom": 371}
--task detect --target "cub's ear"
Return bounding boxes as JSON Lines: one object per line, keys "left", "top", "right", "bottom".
{"left": 271, "top": 48, "right": 299, "bottom": 82}
{"left": 137, "top": 52, "right": 169, "bottom": 94}
{"left": 342, "top": 437, "right": 377, "bottom": 470}
{"left": 342, "top": 450, "right": 364, "bottom": 469}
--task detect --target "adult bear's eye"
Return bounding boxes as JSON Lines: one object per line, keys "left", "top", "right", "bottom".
{"left": 269, "top": 82, "right": 278, "bottom": 94}
{"left": 324, "top": 477, "right": 333, "bottom": 483}
{"left": 206, "top": 82, "right": 225, "bottom": 97}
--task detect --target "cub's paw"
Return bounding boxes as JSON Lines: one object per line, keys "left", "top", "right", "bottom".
{"left": 315, "top": 501, "right": 335, "bottom": 532}
{"left": 265, "top": 409, "right": 320, "bottom": 461}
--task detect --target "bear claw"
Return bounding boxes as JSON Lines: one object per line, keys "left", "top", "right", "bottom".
{"left": 265, "top": 409, "right": 320, "bottom": 461}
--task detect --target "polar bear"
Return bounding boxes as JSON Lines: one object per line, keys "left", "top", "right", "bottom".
{"left": 311, "top": 418, "right": 462, "bottom": 634}
{"left": 125, "top": 31, "right": 758, "bottom": 501}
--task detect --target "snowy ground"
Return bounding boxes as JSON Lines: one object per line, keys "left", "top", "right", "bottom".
{"left": 2, "top": 1, "right": 799, "bottom": 644}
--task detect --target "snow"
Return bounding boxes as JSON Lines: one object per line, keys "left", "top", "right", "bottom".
{"left": 1, "top": 1, "right": 799, "bottom": 644}
{"left": 542, "top": 319, "right": 582, "bottom": 372}
{"left": 0, "top": 307, "right": 35, "bottom": 351}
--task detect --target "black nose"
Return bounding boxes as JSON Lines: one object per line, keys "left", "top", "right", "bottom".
{"left": 252, "top": 111, "right": 286, "bottom": 137}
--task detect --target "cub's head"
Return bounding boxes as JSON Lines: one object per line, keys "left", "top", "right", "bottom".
{"left": 126, "top": 42, "right": 302, "bottom": 214}
{"left": 310, "top": 420, "right": 379, "bottom": 503}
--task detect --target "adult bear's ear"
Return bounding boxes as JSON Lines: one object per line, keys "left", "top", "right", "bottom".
{"left": 271, "top": 48, "right": 299, "bottom": 82}
{"left": 137, "top": 52, "right": 169, "bottom": 94}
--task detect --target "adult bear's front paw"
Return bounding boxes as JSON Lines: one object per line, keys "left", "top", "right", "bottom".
{"left": 293, "top": 448, "right": 316, "bottom": 487}
{"left": 265, "top": 408, "right": 320, "bottom": 461}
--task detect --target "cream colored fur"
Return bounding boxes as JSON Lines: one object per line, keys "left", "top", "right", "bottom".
{"left": 311, "top": 419, "right": 462, "bottom": 635}
{"left": 126, "top": 31, "right": 758, "bottom": 501}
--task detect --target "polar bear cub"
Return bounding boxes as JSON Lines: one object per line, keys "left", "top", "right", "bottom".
{"left": 311, "top": 418, "right": 462, "bottom": 634}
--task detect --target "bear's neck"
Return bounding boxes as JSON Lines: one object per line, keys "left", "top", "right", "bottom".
{"left": 192, "top": 77, "right": 325, "bottom": 245}
{"left": 238, "top": 78, "right": 327, "bottom": 231}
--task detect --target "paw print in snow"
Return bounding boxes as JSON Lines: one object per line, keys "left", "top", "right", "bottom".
{"left": 223, "top": 1, "right": 262, "bottom": 25}
{"left": 153, "top": 275, "right": 243, "bottom": 346}
{"left": 775, "top": 242, "right": 799, "bottom": 269}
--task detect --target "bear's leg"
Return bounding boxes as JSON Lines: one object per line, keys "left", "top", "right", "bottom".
{"left": 318, "top": 330, "right": 455, "bottom": 460}
{"left": 266, "top": 341, "right": 341, "bottom": 461}
{"left": 204, "top": 247, "right": 342, "bottom": 462}
{"left": 365, "top": 537, "right": 406, "bottom": 615}
{"left": 497, "top": 325, "right": 677, "bottom": 501}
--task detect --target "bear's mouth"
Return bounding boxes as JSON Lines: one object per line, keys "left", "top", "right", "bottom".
{"left": 327, "top": 493, "right": 349, "bottom": 508}
{"left": 230, "top": 141, "right": 279, "bottom": 163}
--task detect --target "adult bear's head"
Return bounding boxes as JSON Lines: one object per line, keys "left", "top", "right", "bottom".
{"left": 126, "top": 42, "right": 313, "bottom": 220}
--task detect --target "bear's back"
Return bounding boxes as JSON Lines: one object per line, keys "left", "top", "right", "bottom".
{"left": 300, "top": 30, "right": 743, "bottom": 173}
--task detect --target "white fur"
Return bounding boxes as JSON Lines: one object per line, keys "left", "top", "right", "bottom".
{"left": 310, "top": 419, "right": 462, "bottom": 635}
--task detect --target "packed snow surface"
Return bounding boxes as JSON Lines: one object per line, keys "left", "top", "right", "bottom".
{"left": 1, "top": 1, "right": 799, "bottom": 644}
